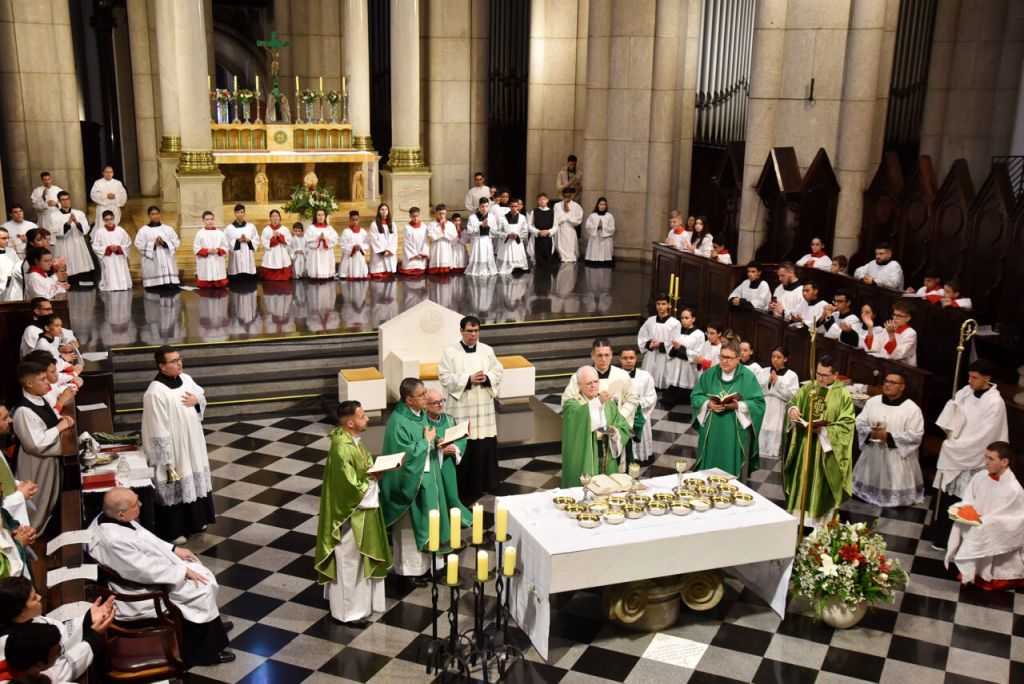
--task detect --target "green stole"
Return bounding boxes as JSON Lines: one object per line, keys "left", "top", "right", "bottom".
{"left": 560, "top": 398, "right": 632, "bottom": 488}
{"left": 690, "top": 364, "right": 766, "bottom": 478}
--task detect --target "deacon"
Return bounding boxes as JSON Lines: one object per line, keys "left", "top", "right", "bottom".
{"left": 89, "top": 165, "right": 128, "bottom": 226}
{"left": 690, "top": 340, "right": 765, "bottom": 478}
{"left": 853, "top": 243, "right": 904, "bottom": 290}
{"left": 439, "top": 316, "right": 504, "bottom": 502}
{"left": 930, "top": 359, "right": 1008, "bottom": 549}
{"left": 561, "top": 366, "right": 631, "bottom": 487}
{"left": 141, "top": 346, "right": 215, "bottom": 543}
{"left": 47, "top": 191, "right": 94, "bottom": 286}
{"left": 619, "top": 347, "right": 657, "bottom": 464}
{"left": 315, "top": 401, "right": 392, "bottom": 627}
{"left": 852, "top": 371, "right": 925, "bottom": 507}
{"left": 380, "top": 379, "right": 467, "bottom": 585}
{"left": 224, "top": 204, "right": 259, "bottom": 281}
{"left": 30, "top": 172, "right": 63, "bottom": 227}
{"left": 637, "top": 295, "right": 682, "bottom": 390}
{"left": 134, "top": 206, "right": 181, "bottom": 289}
{"left": 783, "top": 356, "right": 856, "bottom": 527}
{"left": 87, "top": 488, "right": 234, "bottom": 665}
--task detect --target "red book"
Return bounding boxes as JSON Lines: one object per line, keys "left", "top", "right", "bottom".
{"left": 82, "top": 472, "right": 117, "bottom": 490}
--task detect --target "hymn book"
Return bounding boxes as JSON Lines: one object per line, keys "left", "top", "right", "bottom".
{"left": 708, "top": 391, "right": 742, "bottom": 405}
{"left": 367, "top": 452, "right": 405, "bottom": 474}
{"left": 438, "top": 421, "right": 470, "bottom": 447}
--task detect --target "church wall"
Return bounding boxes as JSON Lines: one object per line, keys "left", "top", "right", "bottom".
{"left": 126, "top": 0, "right": 160, "bottom": 197}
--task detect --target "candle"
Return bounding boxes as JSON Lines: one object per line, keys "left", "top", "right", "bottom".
{"left": 503, "top": 546, "right": 516, "bottom": 576}
{"left": 208, "top": 74, "right": 211, "bottom": 92}
{"left": 450, "top": 508, "right": 461, "bottom": 548}
{"left": 472, "top": 504, "right": 483, "bottom": 544}
{"left": 495, "top": 503, "right": 508, "bottom": 542}
{"left": 255, "top": 75, "right": 260, "bottom": 92}
{"left": 233, "top": 75, "right": 238, "bottom": 92}
{"left": 428, "top": 509, "right": 440, "bottom": 552}
{"left": 342, "top": 76, "right": 347, "bottom": 96}
{"left": 319, "top": 76, "right": 323, "bottom": 92}
{"left": 446, "top": 554, "right": 458, "bottom": 585}
{"left": 477, "top": 550, "right": 488, "bottom": 581}
{"left": 295, "top": 75, "right": 300, "bottom": 93}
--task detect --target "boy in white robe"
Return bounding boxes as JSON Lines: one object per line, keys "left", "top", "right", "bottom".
{"left": 192, "top": 211, "right": 229, "bottom": 288}
{"left": 91, "top": 210, "right": 132, "bottom": 291}
{"left": 24, "top": 248, "right": 66, "bottom": 299}
{"left": 289, "top": 222, "right": 307, "bottom": 278}
{"left": 134, "top": 206, "right": 181, "bottom": 289}
{"left": 224, "top": 204, "right": 259, "bottom": 281}
{"left": 664, "top": 211, "right": 692, "bottom": 251}
{"left": 728, "top": 261, "right": 772, "bottom": 312}
{"left": 795, "top": 237, "right": 832, "bottom": 271}
{"left": 465, "top": 198, "right": 498, "bottom": 277}
{"left": 87, "top": 488, "right": 234, "bottom": 665}
{"left": 819, "top": 289, "right": 859, "bottom": 339}
{"left": 496, "top": 199, "right": 530, "bottom": 274}
{"left": 450, "top": 213, "right": 468, "bottom": 272}
{"left": 30, "top": 172, "right": 62, "bottom": 227}
{"left": 0, "top": 229, "right": 16, "bottom": 294}
{"left": 305, "top": 210, "right": 338, "bottom": 280}
{"left": 945, "top": 442, "right": 1024, "bottom": 590}
{"left": 464, "top": 172, "right": 491, "bottom": 213}
{"left": 368, "top": 204, "right": 398, "bottom": 278}
{"left": 711, "top": 239, "right": 732, "bottom": 264}
{"left": 47, "top": 192, "right": 94, "bottom": 284}
{"left": 852, "top": 371, "right": 925, "bottom": 506}
{"left": 757, "top": 346, "right": 798, "bottom": 458}
{"left": 941, "top": 280, "right": 973, "bottom": 310}
{"left": 853, "top": 243, "right": 904, "bottom": 289}
{"left": 637, "top": 295, "right": 681, "bottom": 389}
{"left": 3, "top": 204, "right": 37, "bottom": 258}
{"left": 428, "top": 204, "right": 459, "bottom": 274}
{"left": 768, "top": 262, "right": 803, "bottom": 319}
{"left": 398, "top": 207, "right": 429, "bottom": 277}
{"left": 787, "top": 281, "right": 827, "bottom": 327}
{"left": 338, "top": 210, "right": 370, "bottom": 280}
{"left": 88, "top": 165, "right": 128, "bottom": 226}
{"left": 583, "top": 198, "right": 615, "bottom": 266}
{"left": 553, "top": 191, "right": 583, "bottom": 262}
{"left": 871, "top": 301, "right": 917, "bottom": 366}
{"left": 259, "top": 209, "right": 293, "bottom": 281}
{"left": 620, "top": 347, "right": 657, "bottom": 464}
{"left": 905, "top": 271, "right": 943, "bottom": 302}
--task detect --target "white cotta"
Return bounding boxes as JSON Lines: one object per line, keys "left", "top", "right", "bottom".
{"left": 757, "top": 367, "right": 799, "bottom": 458}
{"left": 87, "top": 517, "right": 220, "bottom": 623}
{"left": 135, "top": 223, "right": 181, "bottom": 287}
{"left": 289, "top": 232, "right": 307, "bottom": 278}
{"left": 401, "top": 224, "right": 429, "bottom": 271}
{"left": 852, "top": 396, "right": 925, "bottom": 506}
{"left": 25, "top": 269, "right": 63, "bottom": 299}
{"left": 869, "top": 326, "right": 917, "bottom": 367}
{"left": 637, "top": 315, "right": 682, "bottom": 389}
{"left": 465, "top": 211, "right": 498, "bottom": 277}
{"left": 772, "top": 283, "right": 805, "bottom": 319}
{"left": 665, "top": 229, "right": 692, "bottom": 250}
{"left": 561, "top": 365, "right": 639, "bottom": 425}
{"left": 260, "top": 224, "right": 293, "bottom": 270}
{"left": 0, "top": 614, "right": 92, "bottom": 682}
{"left": 1, "top": 219, "right": 36, "bottom": 257}
{"left": 935, "top": 385, "right": 1008, "bottom": 494}
{"left": 428, "top": 219, "right": 459, "bottom": 270}
{"left": 47, "top": 208, "right": 93, "bottom": 276}
{"left": 820, "top": 311, "right": 859, "bottom": 340}
{"left": 338, "top": 227, "right": 370, "bottom": 279}
{"left": 368, "top": 221, "right": 398, "bottom": 274}
{"left": 91, "top": 226, "right": 133, "bottom": 291}
{"left": 464, "top": 184, "right": 491, "bottom": 213}
{"left": 946, "top": 468, "right": 1024, "bottom": 584}
{"left": 192, "top": 229, "right": 229, "bottom": 283}
{"left": 553, "top": 200, "right": 583, "bottom": 262}
{"left": 12, "top": 391, "right": 63, "bottom": 531}
{"left": 667, "top": 327, "right": 706, "bottom": 390}
{"left": 727, "top": 280, "right": 772, "bottom": 311}
{"left": 853, "top": 259, "right": 904, "bottom": 290}
{"left": 142, "top": 373, "right": 211, "bottom": 507}
{"left": 796, "top": 253, "right": 832, "bottom": 271}
{"left": 31, "top": 183, "right": 64, "bottom": 226}
{"left": 630, "top": 368, "right": 658, "bottom": 463}
{"left": 89, "top": 177, "right": 128, "bottom": 225}
{"left": 304, "top": 224, "right": 339, "bottom": 279}
{"left": 224, "top": 221, "right": 259, "bottom": 275}
{"left": 496, "top": 214, "right": 530, "bottom": 273}
{"left": 438, "top": 342, "right": 504, "bottom": 439}
{"left": 790, "top": 298, "right": 826, "bottom": 326}
{"left": 685, "top": 232, "right": 713, "bottom": 258}
{"left": 584, "top": 212, "right": 615, "bottom": 262}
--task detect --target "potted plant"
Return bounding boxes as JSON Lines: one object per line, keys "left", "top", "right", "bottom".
{"left": 237, "top": 88, "right": 255, "bottom": 123}
{"left": 282, "top": 183, "right": 338, "bottom": 222}
{"left": 324, "top": 89, "right": 342, "bottom": 123}
{"left": 212, "top": 89, "right": 233, "bottom": 124}
{"left": 791, "top": 519, "right": 907, "bottom": 628}
{"left": 298, "top": 89, "right": 320, "bottom": 124}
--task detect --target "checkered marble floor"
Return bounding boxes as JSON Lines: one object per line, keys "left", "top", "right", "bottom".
{"left": 181, "top": 395, "right": 1024, "bottom": 684}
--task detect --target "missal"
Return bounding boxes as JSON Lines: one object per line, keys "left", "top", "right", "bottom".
{"left": 438, "top": 420, "right": 470, "bottom": 447}
{"left": 708, "top": 391, "right": 742, "bottom": 405}
{"left": 367, "top": 452, "right": 406, "bottom": 474}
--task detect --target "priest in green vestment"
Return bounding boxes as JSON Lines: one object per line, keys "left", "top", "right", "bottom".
{"left": 782, "top": 356, "right": 856, "bottom": 526}
{"left": 380, "top": 378, "right": 468, "bottom": 581}
{"left": 425, "top": 389, "right": 473, "bottom": 522}
{"left": 315, "top": 400, "right": 391, "bottom": 624}
{"left": 561, "top": 366, "right": 632, "bottom": 488}
{"left": 690, "top": 340, "right": 766, "bottom": 479}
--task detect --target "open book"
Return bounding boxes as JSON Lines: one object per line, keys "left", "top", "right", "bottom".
{"left": 438, "top": 421, "right": 470, "bottom": 447}
{"left": 586, "top": 473, "right": 646, "bottom": 495}
{"left": 708, "top": 391, "right": 742, "bottom": 405}
{"left": 367, "top": 452, "right": 405, "bottom": 474}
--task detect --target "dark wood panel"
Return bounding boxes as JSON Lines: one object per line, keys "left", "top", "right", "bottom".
{"left": 0, "top": 298, "right": 70, "bottom": 403}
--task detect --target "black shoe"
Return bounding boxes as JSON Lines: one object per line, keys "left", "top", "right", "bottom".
{"left": 408, "top": 574, "right": 430, "bottom": 588}
{"left": 339, "top": 618, "right": 370, "bottom": 628}
{"left": 215, "top": 650, "right": 236, "bottom": 664}
{"left": 222, "top": 620, "right": 234, "bottom": 633}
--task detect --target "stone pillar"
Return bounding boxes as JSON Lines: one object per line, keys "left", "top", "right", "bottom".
{"left": 126, "top": 0, "right": 159, "bottom": 197}
{"left": 0, "top": 0, "right": 86, "bottom": 208}
{"left": 580, "top": 0, "right": 610, "bottom": 211}
{"left": 343, "top": 0, "right": 373, "bottom": 150}
{"left": 155, "top": 0, "right": 181, "bottom": 210}
{"left": 673, "top": 0, "right": 703, "bottom": 220}
{"left": 382, "top": 0, "right": 430, "bottom": 225}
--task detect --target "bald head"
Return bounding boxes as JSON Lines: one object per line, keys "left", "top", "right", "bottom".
{"left": 102, "top": 487, "right": 137, "bottom": 517}
{"left": 576, "top": 366, "right": 600, "bottom": 400}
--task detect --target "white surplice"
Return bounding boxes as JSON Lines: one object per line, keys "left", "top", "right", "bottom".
{"left": 192, "top": 228, "right": 229, "bottom": 284}
{"left": 727, "top": 279, "right": 772, "bottom": 311}
{"left": 2, "top": 219, "right": 36, "bottom": 257}
{"left": 796, "top": 253, "right": 832, "bottom": 271}
{"left": 869, "top": 324, "right": 917, "bottom": 367}
{"left": 464, "top": 184, "right": 491, "bottom": 213}
{"left": 584, "top": 212, "right": 615, "bottom": 262}
{"left": 368, "top": 221, "right": 398, "bottom": 275}
{"left": 89, "top": 177, "right": 128, "bottom": 225}
{"left": 853, "top": 259, "right": 904, "bottom": 289}
{"left": 142, "top": 373, "right": 212, "bottom": 507}
{"left": 224, "top": 221, "right": 259, "bottom": 275}
{"left": 338, "top": 227, "right": 370, "bottom": 279}
{"left": 31, "top": 183, "right": 64, "bottom": 226}
{"left": 630, "top": 368, "right": 658, "bottom": 463}
{"left": 289, "top": 232, "right": 307, "bottom": 278}
{"left": 260, "top": 224, "right": 293, "bottom": 271}
{"left": 496, "top": 213, "right": 530, "bottom": 274}
{"left": 665, "top": 228, "right": 692, "bottom": 250}
{"left": 637, "top": 315, "right": 682, "bottom": 389}
{"left": 47, "top": 208, "right": 93, "bottom": 276}
{"left": 945, "top": 468, "right": 1024, "bottom": 584}
{"left": 91, "top": 226, "right": 133, "bottom": 291}
{"left": 772, "top": 281, "right": 804, "bottom": 319}
{"left": 852, "top": 395, "right": 925, "bottom": 506}
{"left": 667, "top": 327, "right": 706, "bottom": 390}
{"left": 400, "top": 223, "right": 430, "bottom": 273}
{"left": 935, "top": 384, "right": 1008, "bottom": 496}
{"left": 553, "top": 200, "right": 583, "bottom": 262}
{"left": 465, "top": 211, "right": 498, "bottom": 277}
{"left": 0, "top": 614, "right": 92, "bottom": 682}
{"left": 12, "top": 390, "right": 63, "bottom": 530}
{"left": 427, "top": 219, "right": 459, "bottom": 271}
{"left": 757, "top": 368, "right": 799, "bottom": 458}
{"left": 305, "top": 223, "right": 339, "bottom": 279}
{"left": 135, "top": 223, "right": 181, "bottom": 287}
{"left": 439, "top": 342, "right": 503, "bottom": 439}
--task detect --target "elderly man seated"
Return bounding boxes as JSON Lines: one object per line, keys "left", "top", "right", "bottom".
{"left": 86, "top": 487, "right": 235, "bottom": 666}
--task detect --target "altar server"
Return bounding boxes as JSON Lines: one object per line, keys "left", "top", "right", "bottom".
{"left": 315, "top": 401, "right": 392, "bottom": 626}
{"left": 768, "top": 262, "right": 803, "bottom": 319}
{"left": 728, "top": 261, "right": 772, "bottom": 311}
{"left": 583, "top": 197, "right": 615, "bottom": 266}
{"left": 193, "top": 211, "right": 229, "bottom": 288}
{"left": 945, "top": 442, "right": 1024, "bottom": 590}
{"left": 665, "top": 211, "right": 692, "bottom": 251}
{"left": 819, "top": 290, "right": 858, "bottom": 340}
{"left": 30, "top": 172, "right": 62, "bottom": 227}
{"left": 91, "top": 210, "right": 132, "bottom": 291}
{"left": 783, "top": 356, "right": 856, "bottom": 527}
{"left": 840, "top": 303, "right": 885, "bottom": 352}
{"left": 48, "top": 191, "right": 94, "bottom": 285}
{"left": 87, "top": 488, "right": 234, "bottom": 665}
{"left": 368, "top": 203, "right": 398, "bottom": 278}
{"left": 338, "top": 210, "right": 369, "bottom": 280}
{"left": 930, "top": 359, "right": 1008, "bottom": 548}
{"left": 871, "top": 301, "right": 917, "bottom": 366}
{"left": 795, "top": 237, "right": 832, "bottom": 271}
{"left": 690, "top": 341, "right": 765, "bottom": 479}
{"left": 464, "top": 172, "right": 491, "bottom": 213}
{"left": 89, "top": 165, "right": 127, "bottom": 226}
{"left": 305, "top": 209, "right": 338, "bottom": 280}
{"left": 24, "top": 248, "right": 65, "bottom": 299}
{"left": 2, "top": 204, "right": 36, "bottom": 258}
{"left": 553, "top": 190, "right": 583, "bottom": 262}
{"left": 466, "top": 198, "right": 498, "bottom": 277}
{"left": 852, "top": 371, "right": 925, "bottom": 507}
{"left": 787, "top": 281, "right": 827, "bottom": 327}
{"left": 561, "top": 366, "right": 631, "bottom": 487}
{"left": 0, "top": 229, "right": 16, "bottom": 294}
{"left": 680, "top": 216, "right": 713, "bottom": 258}
{"left": 619, "top": 346, "right": 657, "bottom": 464}
{"left": 135, "top": 206, "right": 181, "bottom": 289}
{"left": 528, "top": 194, "right": 557, "bottom": 267}
{"left": 666, "top": 308, "right": 706, "bottom": 399}
{"left": 637, "top": 295, "right": 682, "bottom": 389}
{"left": 739, "top": 341, "right": 761, "bottom": 376}
{"left": 427, "top": 204, "right": 459, "bottom": 274}
{"left": 941, "top": 280, "right": 973, "bottom": 310}
{"left": 496, "top": 199, "right": 530, "bottom": 274}
{"left": 711, "top": 239, "right": 732, "bottom": 264}
{"left": 259, "top": 209, "right": 293, "bottom": 281}
{"left": 142, "top": 346, "right": 215, "bottom": 542}
{"left": 451, "top": 212, "right": 468, "bottom": 272}
{"left": 758, "top": 347, "right": 799, "bottom": 459}
{"left": 289, "top": 222, "right": 307, "bottom": 278}
{"left": 223, "top": 204, "right": 258, "bottom": 281}
{"left": 21, "top": 298, "right": 76, "bottom": 358}
{"left": 439, "top": 316, "right": 504, "bottom": 502}
{"left": 854, "top": 243, "right": 904, "bottom": 289}
{"left": 905, "top": 270, "right": 943, "bottom": 302}
{"left": 398, "top": 207, "right": 429, "bottom": 277}
{"left": 695, "top": 322, "right": 724, "bottom": 371}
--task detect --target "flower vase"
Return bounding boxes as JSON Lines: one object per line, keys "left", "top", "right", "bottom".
{"left": 328, "top": 102, "right": 339, "bottom": 124}
{"left": 303, "top": 101, "right": 315, "bottom": 123}
{"left": 216, "top": 102, "right": 230, "bottom": 124}
{"left": 820, "top": 597, "right": 866, "bottom": 629}
{"left": 241, "top": 100, "right": 251, "bottom": 124}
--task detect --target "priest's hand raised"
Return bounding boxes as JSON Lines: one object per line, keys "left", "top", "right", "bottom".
{"left": 174, "top": 546, "right": 198, "bottom": 562}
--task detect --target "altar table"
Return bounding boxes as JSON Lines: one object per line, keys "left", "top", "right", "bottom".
{"left": 502, "top": 473, "right": 798, "bottom": 660}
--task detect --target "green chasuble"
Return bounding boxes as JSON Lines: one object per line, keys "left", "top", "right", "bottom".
{"left": 561, "top": 398, "right": 632, "bottom": 488}
{"left": 314, "top": 428, "right": 392, "bottom": 583}
{"left": 690, "top": 365, "right": 766, "bottom": 478}
{"left": 782, "top": 380, "right": 856, "bottom": 519}
{"left": 380, "top": 403, "right": 469, "bottom": 552}
{"left": 427, "top": 411, "right": 472, "bottom": 523}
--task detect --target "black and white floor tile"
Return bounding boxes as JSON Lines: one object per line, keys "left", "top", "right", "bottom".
{"left": 182, "top": 396, "right": 1023, "bottom": 683}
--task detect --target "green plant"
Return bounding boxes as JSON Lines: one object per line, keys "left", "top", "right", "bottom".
{"left": 237, "top": 88, "right": 255, "bottom": 102}
{"left": 282, "top": 184, "right": 338, "bottom": 220}
{"left": 299, "top": 89, "right": 320, "bottom": 105}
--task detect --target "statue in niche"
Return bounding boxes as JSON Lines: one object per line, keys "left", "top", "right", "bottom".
{"left": 255, "top": 165, "right": 269, "bottom": 204}
{"left": 304, "top": 168, "right": 319, "bottom": 189}
{"left": 351, "top": 170, "right": 365, "bottom": 202}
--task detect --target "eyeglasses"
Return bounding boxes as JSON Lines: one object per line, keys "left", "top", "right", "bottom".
{"left": 410, "top": 391, "right": 427, "bottom": 399}
{"left": 162, "top": 357, "right": 183, "bottom": 365}
{"left": 719, "top": 354, "right": 738, "bottom": 361}
{"left": 815, "top": 371, "right": 835, "bottom": 379}
{"left": 427, "top": 399, "right": 445, "bottom": 406}
{"left": 892, "top": 313, "right": 910, "bottom": 319}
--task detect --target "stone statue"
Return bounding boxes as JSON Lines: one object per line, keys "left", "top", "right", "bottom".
{"left": 278, "top": 93, "right": 291, "bottom": 124}
{"left": 255, "top": 166, "right": 269, "bottom": 204}
{"left": 266, "top": 92, "right": 278, "bottom": 123}
{"left": 351, "top": 170, "right": 365, "bottom": 202}
{"left": 304, "top": 168, "right": 319, "bottom": 189}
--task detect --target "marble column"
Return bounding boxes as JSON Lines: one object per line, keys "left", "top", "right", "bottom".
{"left": 126, "top": 0, "right": 159, "bottom": 197}
{"left": 155, "top": 0, "right": 181, "bottom": 209}
{"left": 343, "top": 0, "right": 373, "bottom": 150}
{"left": 581, "top": 0, "right": 610, "bottom": 211}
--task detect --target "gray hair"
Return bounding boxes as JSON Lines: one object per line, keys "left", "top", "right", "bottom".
{"left": 399, "top": 377, "right": 424, "bottom": 401}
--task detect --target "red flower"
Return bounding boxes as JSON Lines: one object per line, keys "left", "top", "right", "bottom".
{"left": 839, "top": 543, "right": 864, "bottom": 563}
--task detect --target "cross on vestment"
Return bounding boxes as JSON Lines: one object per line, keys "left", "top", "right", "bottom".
{"left": 257, "top": 30, "right": 290, "bottom": 96}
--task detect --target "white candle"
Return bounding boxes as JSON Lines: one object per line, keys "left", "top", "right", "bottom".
{"left": 472, "top": 504, "right": 483, "bottom": 544}
{"left": 446, "top": 554, "right": 458, "bottom": 585}
{"left": 428, "top": 509, "right": 440, "bottom": 552}
{"left": 477, "top": 550, "right": 488, "bottom": 581}
{"left": 503, "top": 546, "right": 516, "bottom": 576}
{"left": 450, "top": 507, "right": 461, "bottom": 549}
{"left": 495, "top": 503, "right": 508, "bottom": 542}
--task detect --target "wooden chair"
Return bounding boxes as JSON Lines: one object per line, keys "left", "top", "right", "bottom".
{"left": 86, "top": 563, "right": 186, "bottom": 682}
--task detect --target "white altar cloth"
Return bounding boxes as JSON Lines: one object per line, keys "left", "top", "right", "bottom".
{"left": 502, "top": 473, "right": 797, "bottom": 659}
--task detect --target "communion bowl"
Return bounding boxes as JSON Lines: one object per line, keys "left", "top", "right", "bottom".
{"left": 712, "top": 495, "right": 733, "bottom": 509}
{"left": 683, "top": 478, "right": 703, "bottom": 490}
{"left": 587, "top": 502, "right": 610, "bottom": 515}
{"left": 689, "top": 497, "right": 711, "bottom": 512}
{"left": 671, "top": 501, "right": 693, "bottom": 516}
{"left": 653, "top": 492, "right": 676, "bottom": 503}
{"left": 623, "top": 504, "right": 646, "bottom": 519}
{"left": 671, "top": 485, "right": 690, "bottom": 497}
{"left": 648, "top": 501, "right": 669, "bottom": 516}
{"left": 733, "top": 493, "right": 755, "bottom": 507}
{"left": 563, "top": 503, "right": 587, "bottom": 518}
{"left": 717, "top": 483, "right": 740, "bottom": 496}
{"left": 607, "top": 496, "right": 628, "bottom": 509}
{"left": 603, "top": 512, "right": 625, "bottom": 525}
{"left": 627, "top": 494, "right": 651, "bottom": 507}
{"left": 553, "top": 495, "right": 576, "bottom": 510}
{"left": 696, "top": 485, "right": 717, "bottom": 497}
{"left": 577, "top": 513, "right": 601, "bottom": 529}
{"left": 673, "top": 493, "right": 694, "bottom": 505}
{"left": 707, "top": 475, "right": 730, "bottom": 486}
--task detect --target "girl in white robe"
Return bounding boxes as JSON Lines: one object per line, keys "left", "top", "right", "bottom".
{"left": 667, "top": 308, "right": 705, "bottom": 395}
{"left": 90, "top": 212, "right": 132, "bottom": 291}
{"left": 466, "top": 202, "right": 499, "bottom": 277}
{"left": 427, "top": 205, "right": 459, "bottom": 274}
{"left": 259, "top": 210, "right": 293, "bottom": 281}
{"left": 135, "top": 207, "right": 180, "bottom": 288}
{"left": 338, "top": 217, "right": 370, "bottom": 280}
{"left": 637, "top": 297, "right": 681, "bottom": 389}
{"left": 496, "top": 202, "right": 530, "bottom": 274}
{"left": 852, "top": 389, "right": 925, "bottom": 506}
{"left": 796, "top": 237, "right": 832, "bottom": 271}
{"left": 695, "top": 323, "right": 723, "bottom": 371}
{"left": 757, "top": 347, "right": 799, "bottom": 458}
{"left": 289, "top": 222, "right": 307, "bottom": 278}
{"left": 192, "top": 213, "right": 229, "bottom": 288}
{"left": 680, "top": 215, "right": 713, "bottom": 257}
{"left": 368, "top": 204, "right": 398, "bottom": 278}
{"left": 584, "top": 197, "right": 615, "bottom": 266}
{"left": 305, "top": 210, "right": 338, "bottom": 280}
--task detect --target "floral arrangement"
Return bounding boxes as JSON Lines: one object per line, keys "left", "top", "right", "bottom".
{"left": 324, "top": 89, "right": 342, "bottom": 104}
{"left": 237, "top": 88, "right": 255, "bottom": 102}
{"left": 792, "top": 519, "right": 907, "bottom": 617}
{"left": 298, "top": 89, "right": 320, "bottom": 105}
{"left": 212, "top": 89, "right": 233, "bottom": 104}
{"left": 282, "top": 183, "right": 338, "bottom": 220}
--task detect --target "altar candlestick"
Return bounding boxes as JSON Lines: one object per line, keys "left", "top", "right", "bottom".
{"left": 503, "top": 546, "right": 516, "bottom": 576}
{"left": 428, "top": 509, "right": 440, "bottom": 552}
{"left": 477, "top": 550, "right": 488, "bottom": 581}
{"left": 446, "top": 554, "right": 458, "bottom": 585}
{"left": 342, "top": 76, "right": 347, "bottom": 96}
{"left": 495, "top": 503, "right": 508, "bottom": 542}
{"left": 255, "top": 75, "right": 260, "bottom": 92}
{"left": 295, "top": 75, "right": 300, "bottom": 93}
{"left": 208, "top": 75, "right": 211, "bottom": 92}
{"left": 233, "top": 75, "right": 238, "bottom": 93}
{"left": 449, "top": 508, "right": 461, "bottom": 548}
{"left": 319, "top": 76, "right": 323, "bottom": 93}
{"left": 472, "top": 504, "right": 483, "bottom": 544}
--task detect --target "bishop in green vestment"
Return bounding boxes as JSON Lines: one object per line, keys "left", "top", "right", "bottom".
{"left": 782, "top": 357, "right": 856, "bottom": 523}
{"left": 561, "top": 366, "right": 632, "bottom": 488}
{"left": 690, "top": 341, "right": 765, "bottom": 479}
